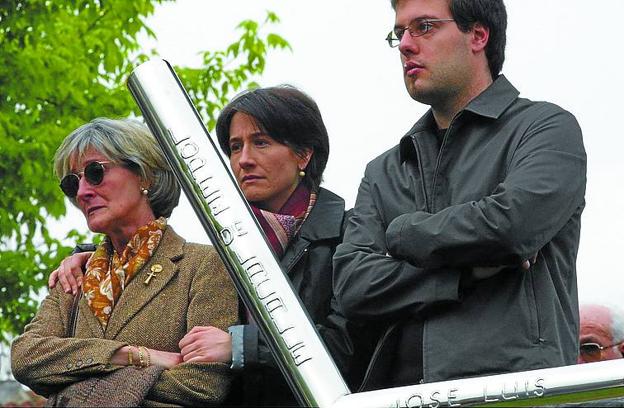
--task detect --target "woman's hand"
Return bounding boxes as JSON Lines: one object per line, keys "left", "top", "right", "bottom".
{"left": 149, "top": 348, "right": 184, "bottom": 369}
{"left": 179, "top": 326, "right": 232, "bottom": 364}
{"left": 48, "top": 251, "right": 92, "bottom": 295}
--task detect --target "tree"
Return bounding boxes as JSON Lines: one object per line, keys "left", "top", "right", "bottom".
{"left": 0, "top": 0, "right": 289, "bottom": 343}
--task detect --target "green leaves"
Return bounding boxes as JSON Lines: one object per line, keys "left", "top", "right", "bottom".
{"left": 0, "top": 2, "right": 289, "bottom": 343}
{"left": 178, "top": 10, "right": 291, "bottom": 130}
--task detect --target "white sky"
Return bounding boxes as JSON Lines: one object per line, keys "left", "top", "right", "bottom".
{"left": 55, "top": 0, "right": 624, "bottom": 306}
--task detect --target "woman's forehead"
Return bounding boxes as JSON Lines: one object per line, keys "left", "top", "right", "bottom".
{"left": 68, "top": 147, "right": 109, "bottom": 170}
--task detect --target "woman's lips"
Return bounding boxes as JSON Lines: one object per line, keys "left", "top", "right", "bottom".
{"left": 241, "top": 175, "right": 262, "bottom": 183}
{"left": 87, "top": 206, "right": 105, "bottom": 216}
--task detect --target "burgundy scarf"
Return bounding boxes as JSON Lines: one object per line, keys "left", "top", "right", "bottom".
{"left": 251, "top": 183, "right": 316, "bottom": 258}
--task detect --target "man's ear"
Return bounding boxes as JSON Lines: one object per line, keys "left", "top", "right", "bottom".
{"left": 617, "top": 341, "right": 624, "bottom": 357}
{"left": 470, "top": 22, "right": 490, "bottom": 53}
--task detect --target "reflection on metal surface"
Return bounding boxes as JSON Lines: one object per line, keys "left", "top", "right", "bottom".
{"left": 128, "top": 58, "right": 624, "bottom": 408}
{"left": 127, "top": 59, "right": 349, "bottom": 407}
{"left": 333, "top": 359, "right": 624, "bottom": 407}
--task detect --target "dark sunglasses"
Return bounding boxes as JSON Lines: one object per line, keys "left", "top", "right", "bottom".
{"left": 59, "top": 161, "right": 113, "bottom": 198}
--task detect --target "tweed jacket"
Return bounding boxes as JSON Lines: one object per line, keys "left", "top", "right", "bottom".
{"left": 11, "top": 226, "right": 238, "bottom": 406}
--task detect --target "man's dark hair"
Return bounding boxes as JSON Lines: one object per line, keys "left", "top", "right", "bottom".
{"left": 391, "top": 0, "right": 507, "bottom": 78}
{"left": 216, "top": 85, "right": 330, "bottom": 190}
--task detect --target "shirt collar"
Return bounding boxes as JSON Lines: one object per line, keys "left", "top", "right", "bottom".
{"left": 298, "top": 187, "right": 345, "bottom": 241}
{"left": 399, "top": 75, "right": 520, "bottom": 163}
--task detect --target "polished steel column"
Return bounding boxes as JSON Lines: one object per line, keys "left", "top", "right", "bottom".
{"left": 128, "top": 59, "right": 349, "bottom": 407}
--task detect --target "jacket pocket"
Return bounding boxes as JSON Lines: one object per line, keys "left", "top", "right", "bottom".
{"left": 358, "top": 323, "right": 398, "bottom": 392}
{"left": 525, "top": 269, "right": 542, "bottom": 344}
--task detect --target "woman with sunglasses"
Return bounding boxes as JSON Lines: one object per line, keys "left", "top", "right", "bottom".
{"left": 11, "top": 118, "right": 238, "bottom": 406}
{"left": 46, "top": 87, "right": 368, "bottom": 405}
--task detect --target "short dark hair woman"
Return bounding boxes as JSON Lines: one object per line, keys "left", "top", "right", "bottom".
{"left": 212, "top": 85, "right": 357, "bottom": 405}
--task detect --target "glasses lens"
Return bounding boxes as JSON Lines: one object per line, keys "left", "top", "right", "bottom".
{"left": 580, "top": 343, "right": 601, "bottom": 360}
{"left": 59, "top": 162, "right": 106, "bottom": 198}
{"left": 60, "top": 174, "right": 79, "bottom": 198}
{"left": 84, "top": 161, "right": 105, "bottom": 185}
{"left": 386, "top": 31, "right": 400, "bottom": 48}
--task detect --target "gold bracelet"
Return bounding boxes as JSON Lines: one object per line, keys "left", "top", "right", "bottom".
{"left": 137, "top": 346, "right": 145, "bottom": 367}
{"left": 141, "top": 346, "right": 151, "bottom": 368}
{"left": 128, "top": 346, "right": 134, "bottom": 366}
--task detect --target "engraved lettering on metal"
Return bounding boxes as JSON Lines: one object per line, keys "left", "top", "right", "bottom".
{"left": 128, "top": 59, "right": 624, "bottom": 408}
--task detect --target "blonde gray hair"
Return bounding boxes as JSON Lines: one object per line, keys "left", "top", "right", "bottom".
{"left": 53, "top": 117, "right": 180, "bottom": 218}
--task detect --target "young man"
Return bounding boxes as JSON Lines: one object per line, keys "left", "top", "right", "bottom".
{"left": 334, "top": 0, "right": 586, "bottom": 389}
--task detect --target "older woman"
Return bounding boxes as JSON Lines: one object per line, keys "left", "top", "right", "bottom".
{"left": 11, "top": 118, "right": 238, "bottom": 406}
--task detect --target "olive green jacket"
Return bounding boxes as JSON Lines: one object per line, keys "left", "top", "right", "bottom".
{"left": 11, "top": 226, "right": 238, "bottom": 406}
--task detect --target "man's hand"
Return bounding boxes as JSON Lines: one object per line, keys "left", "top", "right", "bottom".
{"left": 179, "top": 326, "right": 232, "bottom": 364}
{"left": 521, "top": 254, "right": 538, "bottom": 270}
{"left": 48, "top": 251, "right": 93, "bottom": 295}
{"left": 472, "top": 254, "right": 538, "bottom": 280}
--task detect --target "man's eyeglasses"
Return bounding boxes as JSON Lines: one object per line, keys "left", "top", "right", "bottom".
{"left": 579, "top": 341, "right": 624, "bottom": 361}
{"left": 60, "top": 161, "right": 113, "bottom": 198}
{"left": 386, "top": 18, "right": 455, "bottom": 48}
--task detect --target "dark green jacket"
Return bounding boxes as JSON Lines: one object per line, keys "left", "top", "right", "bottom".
{"left": 334, "top": 76, "right": 586, "bottom": 387}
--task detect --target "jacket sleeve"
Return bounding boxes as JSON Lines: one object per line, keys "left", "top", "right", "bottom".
{"left": 333, "top": 170, "right": 464, "bottom": 322}
{"left": 10, "top": 287, "right": 126, "bottom": 397}
{"left": 233, "top": 301, "right": 359, "bottom": 387}
{"left": 385, "top": 105, "right": 587, "bottom": 269}
{"left": 316, "top": 296, "right": 369, "bottom": 388}
{"left": 147, "top": 249, "right": 238, "bottom": 406}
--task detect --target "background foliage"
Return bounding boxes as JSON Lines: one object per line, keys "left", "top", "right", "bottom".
{"left": 0, "top": 0, "right": 289, "bottom": 343}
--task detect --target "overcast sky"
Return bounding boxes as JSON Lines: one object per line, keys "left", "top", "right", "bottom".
{"left": 54, "top": 0, "right": 624, "bottom": 306}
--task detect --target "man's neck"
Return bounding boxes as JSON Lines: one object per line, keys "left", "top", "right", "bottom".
{"left": 432, "top": 75, "right": 494, "bottom": 129}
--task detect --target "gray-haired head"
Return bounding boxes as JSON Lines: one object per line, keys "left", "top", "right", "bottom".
{"left": 53, "top": 117, "right": 180, "bottom": 218}
{"left": 607, "top": 304, "right": 624, "bottom": 342}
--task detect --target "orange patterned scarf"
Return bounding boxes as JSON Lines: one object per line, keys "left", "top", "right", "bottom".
{"left": 82, "top": 217, "right": 167, "bottom": 328}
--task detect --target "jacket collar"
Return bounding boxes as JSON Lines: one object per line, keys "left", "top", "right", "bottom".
{"left": 96, "top": 225, "right": 185, "bottom": 339}
{"left": 280, "top": 187, "right": 345, "bottom": 273}
{"left": 399, "top": 75, "right": 520, "bottom": 163}
{"left": 299, "top": 187, "right": 345, "bottom": 242}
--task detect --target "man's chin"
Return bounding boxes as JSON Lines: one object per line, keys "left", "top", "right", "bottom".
{"left": 405, "top": 83, "right": 439, "bottom": 106}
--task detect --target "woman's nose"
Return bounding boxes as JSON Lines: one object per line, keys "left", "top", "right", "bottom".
{"left": 76, "top": 176, "right": 95, "bottom": 202}
{"left": 238, "top": 145, "right": 256, "bottom": 168}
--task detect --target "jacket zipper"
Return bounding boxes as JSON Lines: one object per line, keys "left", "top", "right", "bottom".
{"left": 285, "top": 242, "right": 309, "bottom": 273}
{"left": 412, "top": 136, "right": 431, "bottom": 213}
{"left": 430, "top": 113, "right": 461, "bottom": 212}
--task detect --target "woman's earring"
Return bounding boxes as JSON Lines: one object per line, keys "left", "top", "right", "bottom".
{"left": 141, "top": 187, "right": 149, "bottom": 195}
{"left": 298, "top": 170, "right": 306, "bottom": 177}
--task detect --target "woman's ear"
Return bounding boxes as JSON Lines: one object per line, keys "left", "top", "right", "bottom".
{"left": 298, "top": 149, "right": 313, "bottom": 170}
